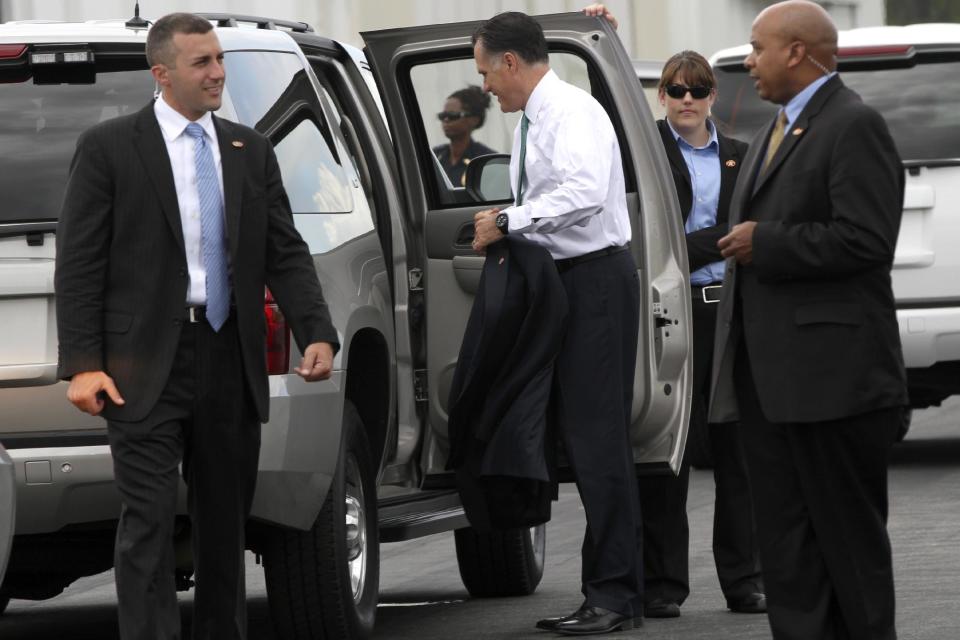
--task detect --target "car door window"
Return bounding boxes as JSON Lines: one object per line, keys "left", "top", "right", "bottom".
{"left": 407, "top": 51, "right": 601, "bottom": 208}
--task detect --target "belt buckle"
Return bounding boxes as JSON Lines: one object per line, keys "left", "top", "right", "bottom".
{"left": 702, "top": 285, "right": 722, "bottom": 304}
{"left": 188, "top": 307, "right": 200, "bottom": 323}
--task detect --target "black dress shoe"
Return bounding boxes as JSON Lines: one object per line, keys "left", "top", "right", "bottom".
{"left": 553, "top": 606, "right": 640, "bottom": 636}
{"left": 727, "top": 592, "right": 767, "bottom": 614}
{"left": 535, "top": 604, "right": 587, "bottom": 631}
{"left": 644, "top": 598, "right": 681, "bottom": 618}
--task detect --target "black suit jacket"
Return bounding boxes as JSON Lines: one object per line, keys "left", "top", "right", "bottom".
{"left": 447, "top": 236, "right": 567, "bottom": 530}
{"left": 710, "top": 76, "right": 907, "bottom": 424}
{"left": 657, "top": 119, "right": 748, "bottom": 273}
{"left": 55, "top": 102, "right": 339, "bottom": 423}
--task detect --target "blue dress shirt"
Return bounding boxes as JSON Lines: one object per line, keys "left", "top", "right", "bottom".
{"left": 667, "top": 119, "right": 725, "bottom": 286}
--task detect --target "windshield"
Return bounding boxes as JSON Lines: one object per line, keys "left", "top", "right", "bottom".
{"left": 712, "top": 55, "right": 960, "bottom": 163}
{"left": 0, "top": 59, "right": 155, "bottom": 224}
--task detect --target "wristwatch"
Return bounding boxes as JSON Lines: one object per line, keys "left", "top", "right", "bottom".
{"left": 495, "top": 212, "right": 509, "bottom": 235}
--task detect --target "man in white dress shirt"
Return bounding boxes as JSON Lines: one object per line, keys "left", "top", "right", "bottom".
{"left": 471, "top": 11, "right": 642, "bottom": 636}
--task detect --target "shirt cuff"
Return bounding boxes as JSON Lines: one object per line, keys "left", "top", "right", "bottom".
{"left": 503, "top": 204, "right": 534, "bottom": 233}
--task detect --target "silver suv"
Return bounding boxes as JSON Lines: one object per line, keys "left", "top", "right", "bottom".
{"left": 0, "top": 12, "right": 692, "bottom": 638}
{"left": 710, "top": 23, "right": 960, "bottom": 424}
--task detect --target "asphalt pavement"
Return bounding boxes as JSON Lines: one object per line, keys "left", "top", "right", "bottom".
{"left": 2, "top": 398, "right": 959, "bottom": 639}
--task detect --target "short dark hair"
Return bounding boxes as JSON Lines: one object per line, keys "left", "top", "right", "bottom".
{"left": 658, "top": 50, "right": 717, "bottom": 93}
{"left": 471, "top": 11, "right": 548, "bottom": 65}
{"left": 448, "top": 85, "right": 492, "bottom": 127}
{"left": 146, "top": 13, "right": 214, "bottom": 67}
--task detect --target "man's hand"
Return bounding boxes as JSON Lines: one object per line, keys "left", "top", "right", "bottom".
{"left": 583, "top": 4, "right": 619, "bottom": 30}
{"left": 719, "top": 221, "right": 758, "bottom": 265}
{"left": 473, "top": 208, "right": 503, "bottom": 253}
{"left": 295, "top": 342, "right": 335, "bottom": 381}
{"left": 67, "top": 371, "right": 125, "bottom": 416}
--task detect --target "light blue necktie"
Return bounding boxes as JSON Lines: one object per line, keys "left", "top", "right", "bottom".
{"left": 185, "top": 122, "right": 230, "bottom": 332}
{"left": 516, "top": 113, "right": 529, "bottom": 205}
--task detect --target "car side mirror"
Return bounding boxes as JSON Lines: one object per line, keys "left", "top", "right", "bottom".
{"left": 464, "top": 154, "right": 513, "bottom": 203}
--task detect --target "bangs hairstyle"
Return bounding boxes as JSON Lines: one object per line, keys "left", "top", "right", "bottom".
{"left": 658, "top": 50, "right": 717, "bottom": 92}
{"left": 146, "top": 12, "right": 214, "bottom": 67}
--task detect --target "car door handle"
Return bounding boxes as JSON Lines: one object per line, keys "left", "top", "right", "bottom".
{"left": 455, "top": 223, "right": 475, "bottom": 247}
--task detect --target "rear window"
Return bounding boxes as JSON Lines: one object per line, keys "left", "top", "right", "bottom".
{"left": 0, "top": 56, "right": 153, "bottom": 224}
{"left": 712, "top": 53, "right": 960, "bottom": 163}
{"left": 0, "top": 46, "right": 355, "bottom": 224}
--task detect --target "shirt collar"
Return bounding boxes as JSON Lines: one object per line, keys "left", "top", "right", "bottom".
{"left": 783, "top": 71, "right": 837, "bottom": 128}
{"left": 154, "top": 93, "right": 217, "bottom": 143}
{"left": 522, "top": 68, "right": 559, "bottom": 125}
{"left": 666, "top": 117, "right": 718, "bottom": 151}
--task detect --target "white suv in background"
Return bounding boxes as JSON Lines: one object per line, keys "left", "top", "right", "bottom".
{"left": 710, "top": 23, "right": 960, "bottom": 420}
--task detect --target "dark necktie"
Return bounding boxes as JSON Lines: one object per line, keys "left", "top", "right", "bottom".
{"left": 515, "top": 113, "right": 530, "bottom": 205}
{"left": 185, "top": 122, "right": 230, "bottom": 332}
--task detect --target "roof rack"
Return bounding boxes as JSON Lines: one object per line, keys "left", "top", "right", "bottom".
{"left": 195, "top": 13, "right": 313, "bottom": 33}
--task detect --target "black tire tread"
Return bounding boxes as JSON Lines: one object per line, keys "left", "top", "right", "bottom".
{"left": 454, "top": 527, "right": 541, "bottom": 597}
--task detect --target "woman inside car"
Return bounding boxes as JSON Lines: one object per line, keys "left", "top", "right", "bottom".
{"left": 432, "top": 85, "right": 495, "bottom": 187}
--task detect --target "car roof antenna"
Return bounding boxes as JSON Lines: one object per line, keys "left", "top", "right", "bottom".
{"left": 125, "top": 2, "right": 150, "bottom": 30}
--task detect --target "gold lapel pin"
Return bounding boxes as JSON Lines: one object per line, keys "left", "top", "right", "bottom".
{"left": 232, "top": 140, "right": 244, "bottom": 148}
{"left": 792, "top": 128, "right": 804, "bottom": 136}
{"left": 725, "top": 159, "right": 737, "bottom": 168}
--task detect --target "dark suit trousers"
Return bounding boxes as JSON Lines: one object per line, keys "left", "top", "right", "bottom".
{"left": 555, "top": 249, "right": 643, "bottom": 618}
{"left": 639, "top": 287, "right": 762, "bottom": 606}
{"left": 735, "top": 345, "right": 898, "bottom": 640}
{"left": 107, "top": 315, "right": 260, "bottom": 640}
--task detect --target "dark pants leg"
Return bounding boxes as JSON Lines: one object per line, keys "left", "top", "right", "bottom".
{"left": 109, "top": 317, "right": 260, "bottom": 640}
{"left": 735, "top": 347, "right": 898, "bottom": 640}
{"left": 555, "top": 250, "right": 642, "bottom": 618}
{"left": 639, "top": 290, "right": 761, "bottom": 605}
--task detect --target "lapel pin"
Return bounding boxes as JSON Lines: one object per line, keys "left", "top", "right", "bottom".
{"left": 232, "top": 140, "right": 244, "bottom": 148}
{"left": 792, "top": 128, "right": 804, "bottom": 136}
{"left": 725, "top": 159, "right": 737, "bottom": 168}
{"left": 498, "top": 257, "right": 505, "bottom": 265}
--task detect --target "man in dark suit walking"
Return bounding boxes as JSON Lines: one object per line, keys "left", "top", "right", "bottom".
{"left": 712, "top": 1, "right": 907, "bottom": 638}
{"left": 55, "top": 13, "right": 338, "bottom": 640}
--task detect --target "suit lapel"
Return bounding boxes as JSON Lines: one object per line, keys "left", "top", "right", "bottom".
{"left": 751, "top": 75, "right": 844, "bottom": 196}
{"left": 214, "top": 116, "right": 245, "bottom": 262}
{"left": 717, "top": 132, "right": 742, "bottom": 225}
{"left": 657, "top": 120, "right": 693, "bottom": 220}
{"left": 133, "top": 102, "right": 185, "bottom": 257}
{"left": 728, "top": 127, "right": 767, "bottom": 224}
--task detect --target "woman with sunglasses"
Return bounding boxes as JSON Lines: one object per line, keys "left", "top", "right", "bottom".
{"left": 433, "top": 85, "right": 495, "bottom": 187}
{"left": 639, "top": 50, "right": 767, "bottom": 620}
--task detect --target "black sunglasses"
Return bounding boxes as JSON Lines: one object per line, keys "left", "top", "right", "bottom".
{"left": 665, "top": 84, "right": 712, "bottom": 100}
{"left": 437, "top": 110, "right": 473, "bottom": 121}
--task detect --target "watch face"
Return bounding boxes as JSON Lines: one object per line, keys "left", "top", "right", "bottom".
{"left": 496, "top": 213, "right": 508, "bottom": 230}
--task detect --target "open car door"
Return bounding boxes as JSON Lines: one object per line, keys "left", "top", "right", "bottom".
{"left": 362, "top": 12, "right": 691, "bottom": 478}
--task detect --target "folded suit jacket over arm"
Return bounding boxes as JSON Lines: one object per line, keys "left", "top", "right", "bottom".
{"left": 447, "top": 236, "right": 567, "bottom": 530}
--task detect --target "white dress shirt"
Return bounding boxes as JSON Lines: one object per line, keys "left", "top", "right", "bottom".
{"left": 153, "top": 96, "right": 225, "bottom": 305}
{"left": 502, "top": 69, "right": 631, "bottom": 259}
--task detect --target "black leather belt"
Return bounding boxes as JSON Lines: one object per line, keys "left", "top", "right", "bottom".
{"left": 692, "top": 283, "right": 723, "bottom": 304}
{"left": 555, "top": 244, "right": 629, "bottom": 273}
{"left": 184, "top": 305, "right": 235, "bottom": 324}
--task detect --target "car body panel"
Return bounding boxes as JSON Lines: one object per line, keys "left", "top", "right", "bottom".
{"left": 0, "top": 443, "right": 14, "bottom": 586}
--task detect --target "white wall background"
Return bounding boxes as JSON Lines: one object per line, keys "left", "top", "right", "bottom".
{"left": 1, "top": 0, "right": 886, "bottom": 61}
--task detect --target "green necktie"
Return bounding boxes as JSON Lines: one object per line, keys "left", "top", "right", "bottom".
{"left": 516, "top": 113, "right": 529, "bottom": 205}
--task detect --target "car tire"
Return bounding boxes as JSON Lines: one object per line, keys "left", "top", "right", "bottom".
{"left": 454, "top": 523, "right": 545, "bottom": 597}
{"left": 263, "top": 402, "right": 378, "bottom": 640}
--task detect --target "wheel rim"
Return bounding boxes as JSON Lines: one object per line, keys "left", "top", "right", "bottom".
{"left": 529, "top": 524, "right": 546, "bottom": 570}
{"left": 344, "top": 454, "right": 367, "bottom": 602}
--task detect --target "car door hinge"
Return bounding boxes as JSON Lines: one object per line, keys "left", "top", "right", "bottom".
{"left": 414, "top": 369, "right": 428, "bottom": 402}
{"left": 408, "top": 268, "right": 424, "bottom": 291}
